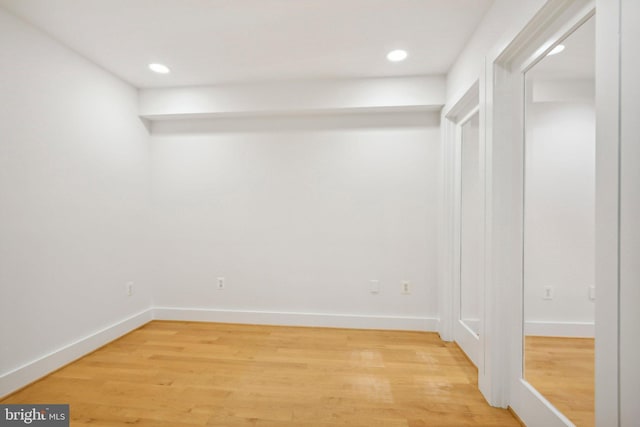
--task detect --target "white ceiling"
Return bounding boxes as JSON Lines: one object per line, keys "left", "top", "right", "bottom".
{"left": 0, "top": 0, "right": 493, "bottom": 89}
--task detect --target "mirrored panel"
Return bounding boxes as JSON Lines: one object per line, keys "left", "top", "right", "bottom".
{"left": 460, "top": 111, "right": 481, "bottom": 337}
{"left": 523, "top": 16, "right": 595, "bottom": 427}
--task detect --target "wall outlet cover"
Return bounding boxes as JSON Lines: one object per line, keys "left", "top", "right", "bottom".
{"left": 402, "top": 281, "right": 411, "bottom": 294}
{"left": 369, "top": 280, "right": 380, "bottom": 294}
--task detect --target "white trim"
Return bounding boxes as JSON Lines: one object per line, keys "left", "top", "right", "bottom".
{"left": 595, "top": 0, "right": 621, "bottom": 424}
{"left": 515, "top": 379, "right": 577, "bottom": 427}
{"left": 0, "top": 309, "right": 153, "bottom": 399}
{"left": 489, "top": 1, "right": 597, "bottom": 424}
{"left": 462, "top": 318, "right": 481, "bottom": 334}
{"left": 456, "top": 320, "right": 481, "bottom": 367}
{"left": 444, "top": 80, "right": 480, "bottom": 121}
{"left": 519, "top": 5, "right": 596, "bottom": 74}
{"left": 459, "top": 105, "right": 480, "bottom": 128}
{"left": 446, "top": 80, "right": 486, "bottom": 380}
{"left": 452, "top": 101, "right": 484, "bottom": 368}
{"left": 437, "top": 112, "right": 456, "bottom": 342}
{"left": 524, "top": 321, "right": 595, "bottom": 338}
{"left": 152, "top": 307, "right": 438, "bottom": 332}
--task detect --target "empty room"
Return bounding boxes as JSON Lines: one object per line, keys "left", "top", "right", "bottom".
{"left": 0, "top": 1, "right": 637, "bottom": 426}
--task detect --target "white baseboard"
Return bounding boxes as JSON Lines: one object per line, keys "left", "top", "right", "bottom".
{"left": 0, "top": 309, "right": 153, "bottom": 399}
{"left": 153, "top": 307, "right": 439, "bottom": 332}
{"left": 0, "top": 307, "right": 436, "bottom": 398}
{"left": 524, "top": 320, "right": 595, "bottom": 338}
{"left": 461, "top": 318, "right": 480, "bottom": 332}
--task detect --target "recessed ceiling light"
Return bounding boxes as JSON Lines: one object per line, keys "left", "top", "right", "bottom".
{"left": 547, "top": 44, "right": 565, "bottom": 56}
{"left": 148, "top": 63, "right": 170, "bottom": 74}
{"left": 387, "top": 49, "right": 408, "bottom": 62}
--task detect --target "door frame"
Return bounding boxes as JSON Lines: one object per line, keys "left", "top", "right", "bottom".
{"left": 441, "top": 79, "right": 487, "bottom": 388}
{"left": 488, "top": 0, "right": 597, "bottom": 425}
{"left": 453, "top": 104, "right": 482, "bottom": 368}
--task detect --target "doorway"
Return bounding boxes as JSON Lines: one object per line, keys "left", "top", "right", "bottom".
{"left": 490, "top": 1, "right": 596, "bottom": 425}
{"left": 445, "top": 82, "right": 484, "bottom": 369}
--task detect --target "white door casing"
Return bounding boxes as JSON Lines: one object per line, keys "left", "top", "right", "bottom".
{"left": 489, "top": 0, "right": 596, "bottom": 425}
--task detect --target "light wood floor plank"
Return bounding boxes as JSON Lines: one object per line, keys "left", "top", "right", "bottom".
{"left": 2, "top": 321, "right": 519, "bottom": 426}
{"left": 525, "top": 336, "right": 594, "bottom": 427}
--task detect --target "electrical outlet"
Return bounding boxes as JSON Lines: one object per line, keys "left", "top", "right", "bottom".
{"left": 126, "top": 282, "right": 134, "bottom": 297}
{"left": 369, "top": 279, "right": 380, "bottom": 294}
{"left": 543, "top": 286, "right": 553, "bottom": 300}
{"left": 402, "top": 281, "right": 411, "bottom": 295}
{"left": 217, "top": 277, "right": 225, "bottom": 290}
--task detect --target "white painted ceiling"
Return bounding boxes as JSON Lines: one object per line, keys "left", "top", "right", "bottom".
{"left": 0, "top": 0, "right": 493, "bottom": 88}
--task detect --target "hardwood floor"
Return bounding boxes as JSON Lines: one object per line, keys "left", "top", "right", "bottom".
{"left": 525, "top": 336, "right": 595, "bottom": 427}
{"left": 2, "top": 321, "right": 520, "bottom": 426}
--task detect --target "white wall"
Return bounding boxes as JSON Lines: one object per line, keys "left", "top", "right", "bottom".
{"left": 523, "top": 98, "right": 595, "bottom": 336}
{"left": 149, "top": 112, "right": 440, "bottom": 329}
{"left": 0, "top": 8, "right": 152, "bottom": 395}
{"left": 445, "top": 0, "right": 547, "bottom": 108}
{"left": 139, "top": 76, "right": 445, "bottom": 119}
{"left": 0, "top": 4, "right": 445, "bottom": 397}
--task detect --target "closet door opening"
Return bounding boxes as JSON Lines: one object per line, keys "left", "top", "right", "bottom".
{"left": 449, "top": 81, "right": 484, "bottom": 369}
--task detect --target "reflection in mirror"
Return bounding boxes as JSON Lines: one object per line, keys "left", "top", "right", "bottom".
{"left": 460, "top": 111, "right": 481, "bottom": 337}
{"left": 523, "top": 16, "right": 595, "bottom": 427}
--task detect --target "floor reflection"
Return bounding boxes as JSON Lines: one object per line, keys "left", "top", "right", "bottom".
{"left": 525, "top": 336, "right": 594, "bottom": 427}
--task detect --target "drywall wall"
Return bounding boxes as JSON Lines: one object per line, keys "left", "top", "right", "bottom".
{"left": 445, "top": 0, "right": 546, "bottom": 108}
{"left": 0, "top": 8, "right": 152, "bottom": 394}
{"left": 523, "top": 97, "right": 595, "bottom": 337}
{"left": 149, "top": 112, "right": 440, "bottom": 329}
{"left": 138, "top": 76, "right": 446, "bottom": 119}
